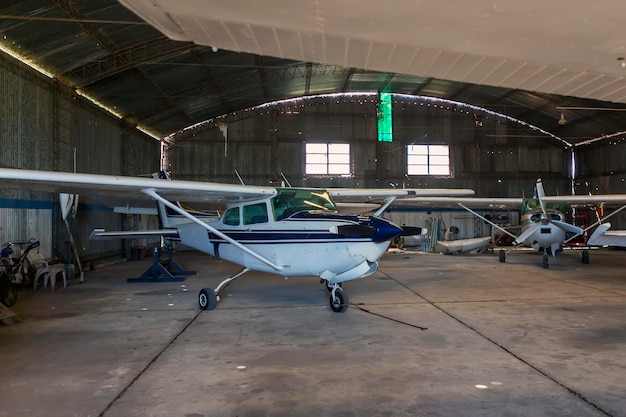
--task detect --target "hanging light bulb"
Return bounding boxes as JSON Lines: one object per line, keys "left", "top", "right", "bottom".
{"left": 558, "top": 113, "right": 567, "bottom": 125}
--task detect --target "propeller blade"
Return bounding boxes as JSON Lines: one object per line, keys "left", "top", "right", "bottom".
{"left": 536, "top": 178, "right": 548, "bottom": 219}
{"left": 513, "top": 223, "right": 541, "bottom": 246}
{"left": 331, "top": 224, "right": 377, "bottom": 237}
{"left": 399, "top": 226, "right": 427, "bottom": 237}
{"left": 551, "top": 220, "right": 584, "bottom": 235}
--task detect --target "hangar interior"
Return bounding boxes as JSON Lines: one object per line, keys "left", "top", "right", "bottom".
{"left": 1, "top": 2, "right": 626, "bottom": 416}
{"left": 1, "top": 1, "right": 626, "bottom": 262}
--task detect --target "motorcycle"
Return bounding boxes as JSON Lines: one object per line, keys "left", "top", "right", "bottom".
{"left": 0, "top": 239, "right": 41, "bottom": 307}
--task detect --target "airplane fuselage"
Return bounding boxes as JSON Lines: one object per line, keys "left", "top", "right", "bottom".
{"left": 161, "top": 187, "right": 403, "bottom": 284}
{"left": 519, "top": 209, "right": 566, "bottom": 253}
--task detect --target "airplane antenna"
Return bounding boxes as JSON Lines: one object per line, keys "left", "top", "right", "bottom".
{"left": 280, "top": 173, "right": 292, "bottom": 188}
{"left": 234, "top": 170, "right": 245, "bottom": 185}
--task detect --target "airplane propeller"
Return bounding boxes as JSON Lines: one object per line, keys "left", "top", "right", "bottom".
{"left": 534, "top": 178, "right": 584, "bottom": 236}
{"left": 513, "top": 223, "right": 540, "bottom": 246}
{"left": 535, "top": 178, "right": 549, "bottom": 221}
{"left": 551, "top": 220, "right": 585, "bottom": 234}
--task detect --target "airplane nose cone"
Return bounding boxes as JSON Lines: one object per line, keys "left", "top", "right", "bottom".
{"left": 372, "top": 218, "right": 404, "bottom": 242}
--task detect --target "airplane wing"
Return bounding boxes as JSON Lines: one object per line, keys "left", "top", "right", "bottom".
{"left": 329, "top": 188, "right": 476, "bottom": 216}
{"left": 0, "top": 168, "right": 277, "bottom": 204}
{"left": 0, "top": 168, "right": 474, "bottom": 213}
{"left": 542, "top": 194, "right": 626, "bottom": 206}
{"left": 89, "top": 228, "right": 179, "bottom": 240}
{"left": 390, "top": 197, "right": 523, "bottom": 208}
{"left": 328, "top": 188, "right": 475, "bottom": 200}
{"left": 334, "top": 202, "right": 382, "bottom": 214}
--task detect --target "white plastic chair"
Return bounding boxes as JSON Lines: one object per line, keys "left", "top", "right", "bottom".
{"left": 28, "top": 252, "right": 67, "bottom": 291}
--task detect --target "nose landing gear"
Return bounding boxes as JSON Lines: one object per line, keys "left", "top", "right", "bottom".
{"left": 329, "top": 284, "right": 349, "bottom": 313}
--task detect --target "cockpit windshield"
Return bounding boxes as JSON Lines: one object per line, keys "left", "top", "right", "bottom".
{"left": 522, "top": 198, "right": 563, "bottom": 214}
{"left": 271, "top": 188, "right": 337, "bottom": 221}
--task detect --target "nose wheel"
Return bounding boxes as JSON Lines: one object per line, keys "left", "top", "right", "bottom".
{"left": 198, "top": 288, "right": 218, "bottom": 310}
{"left": 329, "top": 285, "right": 349, "bottom": 313}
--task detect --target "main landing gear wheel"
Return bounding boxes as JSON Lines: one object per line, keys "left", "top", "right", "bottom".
{"left": 582, "top": 250, "right": 590, "bottom": 264}
{"left": 198, "top": 288, "right": 217, "bottom": 311}
{"left": 542, "top": 254, "right": 549, "bottom": 269}
{"left": 499, "top": 249, "right": 506, "bottom": 263}
{"left": 329, "top": 287, "right": 349, "bottom": 313}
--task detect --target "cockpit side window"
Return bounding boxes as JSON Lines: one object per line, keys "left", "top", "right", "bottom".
{"left": 272, "top": 195, "right": 288, "bottom": 221}
{"left": 243, "top": 202, "right": 269, "bottom": 225}
{"left": 222, "top": 207, "right": 240, "bottom": 226}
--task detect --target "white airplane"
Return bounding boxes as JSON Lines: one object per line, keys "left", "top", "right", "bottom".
{"left": 0, "top": 168, "right": 474, "bottom": 312}
{"left": 395, "top": 178, "right": 626, "bottom": 268}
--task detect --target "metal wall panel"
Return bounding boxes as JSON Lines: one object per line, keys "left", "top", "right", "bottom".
{"left": 0, "top": 208, "right": 52, "bottom": 258}
{"left": 1, "top": 54, "right": 56, "bottom": 258}
{"left": 1, "top": 53, "right": 160, "bottom": 262}
{"left": 575, "top": 141, "right": 626, "bottom": 229}
{"left": 169, "top": 100, "right": 573, "bottom": 196}
{"left": 169, "top": 140, "right": 272, "bottom": 185}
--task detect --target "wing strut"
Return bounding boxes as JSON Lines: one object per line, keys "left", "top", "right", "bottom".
{"left": 373, "top": 196, "right": 397, "bottom": 217}
{"left": 458, "top": 203, "right": 519, "bottom": 241}
{"left": 142, "top": 188, "right": 283, "bottom": 272}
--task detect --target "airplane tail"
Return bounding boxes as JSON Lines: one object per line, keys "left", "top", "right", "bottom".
{"left": 586, "top": 223, "right": 622, "bottom": 247}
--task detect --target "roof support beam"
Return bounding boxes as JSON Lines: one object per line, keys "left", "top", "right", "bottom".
{"left": 304, "top": 62, "right": 312, "bottom": 95}
{"left": 256, "top": 56, "right": 270, "bottom": 99}
{"left": 62, "top": 39, "right": 196, "bottom": 87}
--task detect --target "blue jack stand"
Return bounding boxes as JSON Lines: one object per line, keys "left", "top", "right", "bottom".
{"left": 127, "top": 246, "right": 196, "bottom": 283}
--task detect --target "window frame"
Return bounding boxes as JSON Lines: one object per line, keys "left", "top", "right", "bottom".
{"left": 222, "top": 207, "right": 240, "bottom": 226}
{"left": 242, "top": 202, "right": 269, "bottom": 225}
{"left": 407, "top": 144, "right": 451, "bottom": 177}
{"left": 305, "top": 142, "right": 352, "bottom": 176}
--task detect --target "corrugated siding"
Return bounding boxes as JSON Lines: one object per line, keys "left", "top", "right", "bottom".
{"left": 0, "top": 54, "right": 56, "bottom": 257}
{"left": 1, "top": 52, "right": 160, "bottom": 261}
{"left": 168, "top": 100, "right": 572, "bottom": 195}
{"left": 0, "top": 207, "right": 52, "bottom": 258}
{"left": 575, "top": 141, "right": 626, "bottom": 229}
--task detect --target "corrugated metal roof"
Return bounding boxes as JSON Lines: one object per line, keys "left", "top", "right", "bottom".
{"left": 1, "top": 0, "right": 625, "bottom": 144}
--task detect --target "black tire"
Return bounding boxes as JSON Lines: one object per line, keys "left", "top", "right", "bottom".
{"left": 0, "top": 271, "right": 17, "bottom": 307}
{"left": 2, "top": 283, "right": 17, "bottom": 307}
{"left": 198, "top": 288, "right": 217, "bottom": 310}
{"left": 499, "top": 250, "right": 506, "bottom": 263}
{"left": 582, "top": 250, "right": 590, "bottom": 264}
{"left": 329, "top": 288, "right": 349, "bottom": 313}
{"left": 542, "top": 254, "right": 549, "bottom": 269}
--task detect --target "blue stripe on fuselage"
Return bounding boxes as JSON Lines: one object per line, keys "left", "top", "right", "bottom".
{"left": 208, "top": 230, "right": 370, "bottom": 243}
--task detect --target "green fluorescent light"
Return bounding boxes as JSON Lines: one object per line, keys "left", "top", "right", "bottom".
{"left": 377, "top": 93, "right": 393, "bottom": 142}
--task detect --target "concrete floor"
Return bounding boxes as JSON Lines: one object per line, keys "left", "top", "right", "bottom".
{"left": 1, "top": 247, "right": 625, "bottom": 417}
